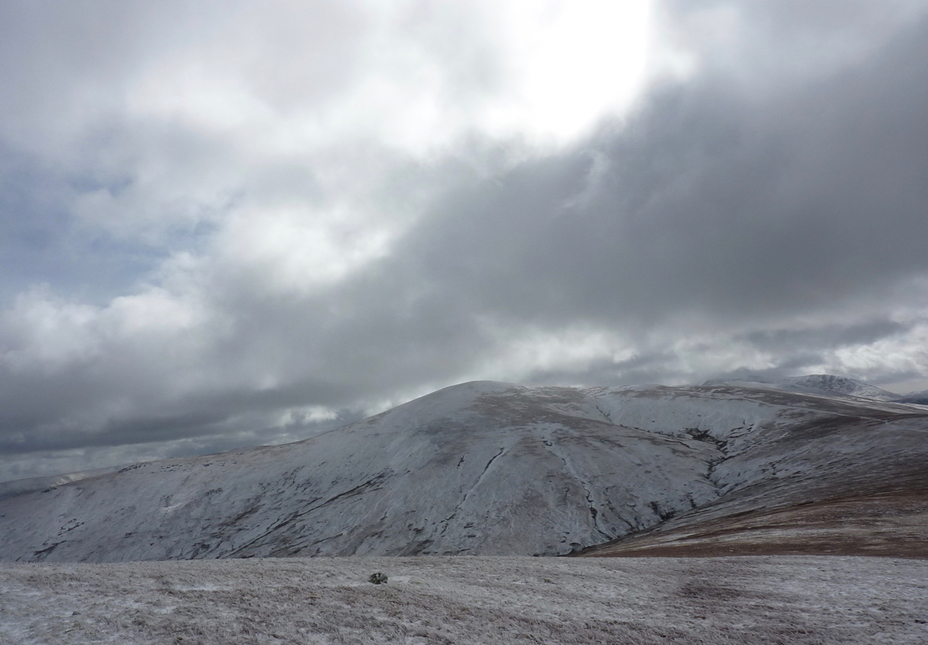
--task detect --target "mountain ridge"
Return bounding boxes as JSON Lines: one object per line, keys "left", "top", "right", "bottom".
{"left": 702, "top": 373, "right": 898, "bottom": 401}
{"left": 1, "top": 377, "right": 926, "bottom": 562}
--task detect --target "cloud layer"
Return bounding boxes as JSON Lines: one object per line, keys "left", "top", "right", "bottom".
{"left": 2, "top": 0, "right": 928, "bottom": 480}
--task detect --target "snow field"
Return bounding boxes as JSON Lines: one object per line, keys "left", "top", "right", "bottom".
{"left": 2, "top": 555, "right": 927, "bottom": 645}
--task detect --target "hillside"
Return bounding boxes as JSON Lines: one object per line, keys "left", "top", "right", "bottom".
{"left": 1, "top": 380, "right": 926, "bottom": 562}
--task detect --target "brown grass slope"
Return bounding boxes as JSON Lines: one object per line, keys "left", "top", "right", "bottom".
{"left": 580, "top": 394, "right": 928, "bottom": 559}
{"left": 579, "top": 489, "right": 928, "bottom": 558}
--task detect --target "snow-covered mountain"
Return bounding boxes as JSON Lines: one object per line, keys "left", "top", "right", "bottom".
{"left": 703, "top": 373, "right": 898, "bottom": 401}
{"left": 775, "top": 374, "right": 898, "bottom": 400}
{"left": 895, "top": 390, "right": 928, "bottom": 405}
{"left": 1, "top": 379, "right": 926, "bottom": 562}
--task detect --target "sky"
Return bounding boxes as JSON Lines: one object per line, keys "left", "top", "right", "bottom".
{"left": 2, "top": 0, "right": 928, "bottom": 482}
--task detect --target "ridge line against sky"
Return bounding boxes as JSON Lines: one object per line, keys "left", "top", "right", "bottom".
{"left": 1, "top": 0, "right": 928, "bottom": 482}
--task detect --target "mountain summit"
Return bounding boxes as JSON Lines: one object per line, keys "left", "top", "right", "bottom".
{"left": 774, "top": 374, "right": 898, "bottom": 400}
{"left": 704, "top": 373, "right": 898, "bottom": 401}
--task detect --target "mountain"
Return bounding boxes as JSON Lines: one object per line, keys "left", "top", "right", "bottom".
{"left": 0, "top": 466, "right": 123, "bottom": 502}
{"left": 894, "top": 390, "right": 928, "bottom": 405}
{"left": 703, "top": 373, "right": 898, "bottom": 401}
{"left": 1, "top": 380, "right": 926, "bottom": 562}
{"left": 775, "top": 374, "right": 899, "bottom": 400}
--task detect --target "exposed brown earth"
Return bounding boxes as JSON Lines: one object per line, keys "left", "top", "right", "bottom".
{"left": 580, "top": 489, "right": 928, "bottom": 559}
{"left": 574, "top": 388, "right": 928, "bottom": 560}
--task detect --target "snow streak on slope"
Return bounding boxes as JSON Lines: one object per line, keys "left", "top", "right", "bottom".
{"left": 1, "top": 381, "right": 926, "bottom": 562}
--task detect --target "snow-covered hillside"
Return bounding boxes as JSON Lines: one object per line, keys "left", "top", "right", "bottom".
{"left": 704, "top": 374, "right": 898, "bottom": 401}
{"left": 1, "top": 380, "right": 926, "bottom": 562}
{"left": 775, "top": 374, "right": 898, "bottom": 400}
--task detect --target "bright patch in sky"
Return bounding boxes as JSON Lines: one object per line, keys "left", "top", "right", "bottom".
{"left": 128, "top": 0, "right": 656, "bottom": 157}
{"left": 480, "top": 0, "right": 655, "bottom": 144}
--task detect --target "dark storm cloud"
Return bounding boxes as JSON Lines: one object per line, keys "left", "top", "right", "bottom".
{"left": 222, "top": 11, "right": 928, "bottom": 397}
{"left": 0, "top": 404, "right": 362, "bottom": 456}
{"left": 0, "top": 411, "right": 227, "bottom": 455}
{"left": 391, "top": 17, "right": 928, "bottom": 332}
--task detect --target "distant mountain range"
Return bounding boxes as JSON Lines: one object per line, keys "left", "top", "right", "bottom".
{"left": 702, "top": 373, "right": 899, "bottom": 401}
{"left": 894, "top": 390, "right": 928, "bottom": 405}
{"left": 1, "top": 376, "right": 926, "bottom": 562}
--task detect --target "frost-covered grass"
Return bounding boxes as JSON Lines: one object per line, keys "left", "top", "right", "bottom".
{"left": 2, "top": 555, "right": 926, "bottom": 644}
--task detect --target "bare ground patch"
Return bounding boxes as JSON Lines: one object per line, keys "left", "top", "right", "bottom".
{"left": 580, "top": 490, "right": 928, "bottom": 558}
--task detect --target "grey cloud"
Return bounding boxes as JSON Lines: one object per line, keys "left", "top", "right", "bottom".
{"left": 0, "top": 0, "right": 375, "bottom": 302}
{"left": 0, "top": 408, "right": 361, "bottom": 483}
{"left": 0, "top": 145, "right": 164, "bottom": 305}
{"left": 0, "top": 404, "right": 361, "bottom": 457}
{"left": 0, "top": 411, "right": 228, "bottom": 456}
{"left": 663, "top": 0, "right": 928, "bottom": 85}
{"left": 226, "top": 13, "right": 928, "bottom": 399}
{"left": 289, "top": 12, "right": 928, "bottom": 393}
{"left": 394, "top": 18, "right": 928, "bottom": 331}
{"left": 0, "top": 1, "right": 368, "bottom": 129}
{"left": 742, "top": 321, "right": 913, "bottom": 356}
{"left": 517, "top": 352, "right": 683, "bottom": 389}
{"left": 3, "top": 2, "right": 928, "bottom": 481}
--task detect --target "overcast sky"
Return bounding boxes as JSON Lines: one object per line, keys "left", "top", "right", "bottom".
{"left": 2, "top": 0, "right": 928, "bottom": 482}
